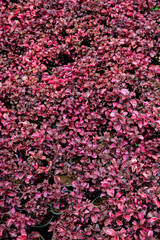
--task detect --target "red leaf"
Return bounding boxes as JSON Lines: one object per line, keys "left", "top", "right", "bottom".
{"left": 103, "top": 228, "right": 116, "bottom": 236}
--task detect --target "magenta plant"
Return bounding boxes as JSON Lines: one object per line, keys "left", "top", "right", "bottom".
{"left": 0, "top": 0, "right": 160, "bottom": 239}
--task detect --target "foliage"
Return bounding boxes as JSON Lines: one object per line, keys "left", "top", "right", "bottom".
{"left": 0, "top": 0, "right": 160, "bottom": 239}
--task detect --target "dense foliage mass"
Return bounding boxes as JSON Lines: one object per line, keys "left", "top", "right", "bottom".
{"left": 0, "top": 0, "right": 160, "bottom": 239}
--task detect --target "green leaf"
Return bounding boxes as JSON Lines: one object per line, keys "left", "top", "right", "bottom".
{"left": 152, "top": 5, "right": 159, "bottom": 11}
{"left": 135, "top": 143, "right": 138, "bottom": 147}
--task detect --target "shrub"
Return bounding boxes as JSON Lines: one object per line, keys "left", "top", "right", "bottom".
{"left": 0, "top": 0, "right": 160, "bottom": 239}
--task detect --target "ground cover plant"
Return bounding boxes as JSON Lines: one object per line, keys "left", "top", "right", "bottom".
{"left": 0, "top": 0, "right": 160, "bottom": 239}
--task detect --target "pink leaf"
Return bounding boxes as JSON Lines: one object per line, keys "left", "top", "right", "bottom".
{"left": 116, "top": 219, "right": 123, "bottom": 226}
{"left": 0, "top": 200, "right": 4, "bottom": 207}
{"left": 124, "top": 215, "right": 131, "bottom": 221}
{"left": 8, "top": 14, "right": 15, "bottom": 23}
{"left": 6, "top": 191, "right": 16, "bottom": 197}
{"left": 148, "top": 71, "right": 154, "bottom": 78}
{"left": 110, "top": 111, "right": 116, "bottom": 117}
{"left": 54, "top": 176, "right": 61, "bottom": 184}
{"left": 114, "top": 124, "right": 121, "bottom": 131}
{"left": 16, "top": 236, "right": 27, "bottom": 240}
{"left": 119, "top": 228, "right": 126, "bottom": 234}
{"left": 25, "top": 175, "right": 32, "bottom": 182}
{"left": 31, "top": 132, "right": 40, "bottom": 138}
{"left": 40, "top": 64, "right": 47, "bottom": 71}
{"left": 126, "top": 11, "right": 133, "bottom": 17}
{"left": 10, "top": 208, "right": 16, "bottom": 215}
{"left": 149, "top": 64, "right": 160, "bottom": 73}
{"left": 48, "top": 80, "right": 56, "bottom": 84}
{"left": 89, "top": 187, "right": 95, "bottom": 192}
{"left": 130, "top": 99, "right": 137, "bottom": 108}
{"left": 148, "top": 230, "right": 153, "bottom": 237}
{"left": 155, "top": 120, "right": 160, "bottom": 124}
{"left": 153, "top": 198, "right": 160, "bottom": 208}
{"left": 103, "top": 228, "right": 116, "bottom": 237}
{"left": 106, "top": 188, "right": 115, "bottom": 197}
{"left": 101, "top": 179, "right": 108, "bottom": 188}
{"left": 88, "top": 203, "right": 94, "bottom": 211}
{"left": 136, "top": 12, "right": 144, "bottom": 18}
{"left": 6, "top": 219, "right": 14, "bottom": 227}
{"left": 149, "top": 51, "right": 156, "bottom": 57}
{"left": 138, "top": 121, "right": 143, "bottom": 129}
{"left": 115, "top": 211, "right": 122, "bottom": 218}
{"left": 120, "top": 89, "right": 129, "bottom": 96}
{"left": 9, "top": 230, "right": 17, "bottom": 237}
{"left": 35, "top": 193, "right": 42, "bottom": 199}
{"left": 57, "top": 227, "right": 65, "bottom": 233}
{"left": 92, "top": 152, "right": 97, "bottom": 158}
{"left": 0, "top": 226, "right": 5, "bottom": 237}
{"left": 117, "top": 203, "right": 124, "bottom": 211}
{"left": 140, "top": 192, "right": 147, "bottom": 199}
{"left": 91, "top": 214, "right": 98, "bottom": 223}
{"left": 29, "top": 231, "right": 41, "bottom": 239}
{"left": 155, "top": 65, "right": 160, "bottom": 74}
{"left": 101, "top": 9, "right": 107, "bottom": 14}
{"left": 148, "top": 217, "right": 159, "bottom": 223}
{"left": 43, "top": 191, "right": 48, "bottom": 197}
{"left": 138, "top": 212, "right": 144, "bottom": 220}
